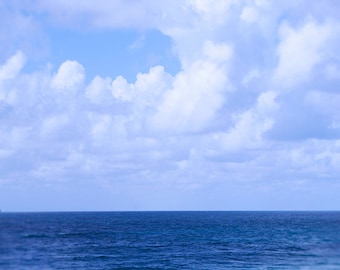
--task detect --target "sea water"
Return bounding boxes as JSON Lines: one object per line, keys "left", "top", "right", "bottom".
{"left": 1, "top": 211, "right": 340, "bottom": 269}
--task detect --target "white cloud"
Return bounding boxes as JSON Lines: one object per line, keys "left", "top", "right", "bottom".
{"left": 273, "top": 20, "right": 335, "bottom": 88}
{"left": 112, "top": 65, "right": 172, "bottom": 107}
{"left": 0, "top": 51, "right": 26, "bottom": 82}
{"left": 35, "top": 0, "right": 178, "bottom": 30}
{"left": 240, "top": 6, "right": 259, "bottom": 23}
{"left": 202, "top": 40, "right": 233, "bottom": 63}
{"left": 213, "top": 91, "right": 279, "bottom": 151}
{"left": 149, "top": 57, "right": 230, "bottom": 133}
{"left": 0, "top": 51, "right": 43, "bottom": 108}
{"left": 240, "top": 0, "right": 271, "bottom": 24}
{"left": 1, "top": 1, "right": 340, "bottom": 210}
{"left": 90, "top": 113, "right": 112, "bottom": 144}
{"left": 51, "top": 60, "right": 85, "bottom": 92}
{"left": 86, "top": 76, "right": 112, "bottom": 104}
{"left": 186, "top": 0, "right": 238, "bottom": 25}
{"left": 139, "top": 40, "right": 233, "bottom": 133}
{"left": 40, "top": 114, "right": 69, "bottom": 138}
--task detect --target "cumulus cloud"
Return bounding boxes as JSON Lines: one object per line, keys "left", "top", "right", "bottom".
{"left": 1, "top": 1, "right": 340, "bottom": 210}
{"left": 210, "top": 91, "right": 279, "bottom": 152}
{"left": 273, "top": 20, "right": 335, "bottom": 88}
{"left": 112, "top": 65, "right": 172, "bottom": 107}
{"left": 149, "top": 54, "right": 230, "bottom": 133}
{"left": 240, "top": 6, "right": 259, "bottom": 23}
{"left": 40, "top": 114, "right": 70, "bottom": 138}
{"left": 86, "top": 76, "right": 113, "bottom": 105}
{"left": 51, "top": 60, "right": 85, "bottom": 92}
{"left": 0, "top": 51, "right": 26, "bottom": 82}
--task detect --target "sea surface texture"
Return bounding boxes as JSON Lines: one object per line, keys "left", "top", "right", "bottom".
{"left": 1, "top": 211, "right": 340, "bottom": 269}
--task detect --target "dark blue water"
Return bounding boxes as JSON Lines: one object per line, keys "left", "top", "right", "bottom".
{"left": 1, "top": 212, "right": 340, "bottom": 269}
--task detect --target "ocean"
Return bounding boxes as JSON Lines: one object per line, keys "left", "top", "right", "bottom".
{"left": 0, "top": 211, "right": 340, "bottom": 269}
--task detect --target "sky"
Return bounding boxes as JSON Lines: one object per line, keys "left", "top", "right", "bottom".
{"left": 1, "top": 0, "right": 340, "bottom": 211}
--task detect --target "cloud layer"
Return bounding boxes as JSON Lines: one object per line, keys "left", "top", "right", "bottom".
{"left": 1, "top": 0, "right": 340, "bottom": 210}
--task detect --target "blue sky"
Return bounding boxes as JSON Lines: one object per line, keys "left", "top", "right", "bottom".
{"left": 1, "top": 0, "right": 340, "bottom": 211}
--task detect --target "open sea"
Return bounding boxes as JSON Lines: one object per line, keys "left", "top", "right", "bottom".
{"left": 1, "top": 211, "right": 340, "bottom": 269}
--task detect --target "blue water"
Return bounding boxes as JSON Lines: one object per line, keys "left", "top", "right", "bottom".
{"left": 1, "top": 212, "right": 340, "bottom": 269}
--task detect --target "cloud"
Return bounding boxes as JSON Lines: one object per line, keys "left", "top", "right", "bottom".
{"left": 210, "top": 91, "right": 279, "bottom": 152}
{"left": 1, "top": 1, "right": 340, "bottom": 210}
{"left": 0, "top": 2, "right": 48, "bottom": 63}
{"left": 0, "top": 51, "right": 28, "bottom": 107}
{"left": 40, "top": 114, "right": 70, "bottom": 138}
{"left": 85, "top": 76, "right": 113, "bottom": 105}
{"left": 51, "top": 60, "right": 85, "bottom": 92}
{"left": 240, "top": 6, "right": 259, "bottom": 23}
{"left": 273, "top": 20, "right": 336, "bottom": 89}
{"left": 112, "top": 65, "right": 172, "bottom": 107}
{"left": 186, "top": 0, "right": 238, "bottom": 25}
{"left": 35, "top": 0, "right": 179, "bottom": 30}
{"left": 149, "top": 48, "right": 231, "bottom": 133}
{"left": 0, "top": 51, "right": 26, "bottom": 82}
